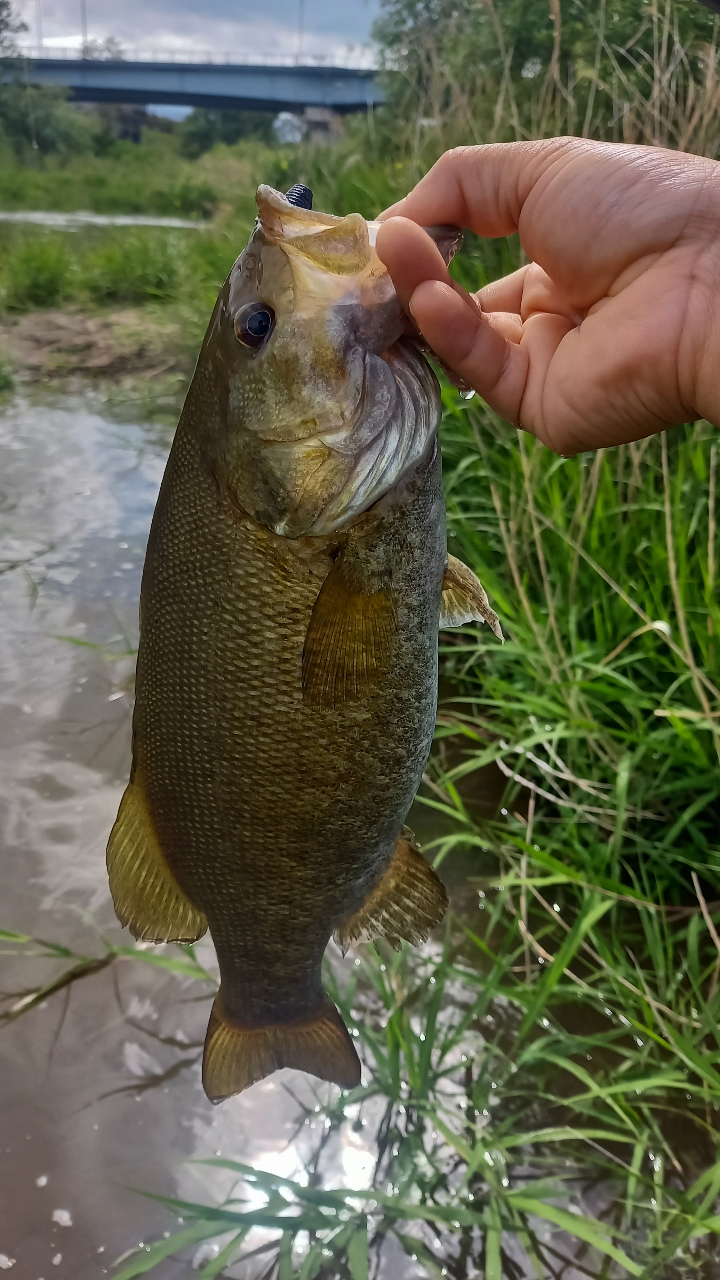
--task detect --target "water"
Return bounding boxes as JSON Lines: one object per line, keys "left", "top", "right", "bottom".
{"left": 0, "top": 393, "right": 383, "bottom": 1279}
{"left": 0, "top": 212, "right": 206, "bottom": 231}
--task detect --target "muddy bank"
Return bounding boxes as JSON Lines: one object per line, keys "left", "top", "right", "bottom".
{"left": 0, "top": 306, "right": 196, "bottom": 398}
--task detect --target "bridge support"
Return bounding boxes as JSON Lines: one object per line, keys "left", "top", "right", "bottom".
{"left": 302, "top": 107, "right": 344, "bottom": 144}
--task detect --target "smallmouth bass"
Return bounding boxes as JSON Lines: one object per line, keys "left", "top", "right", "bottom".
{"left": 107, "top": 184, "right": 502, "bottom": 1103}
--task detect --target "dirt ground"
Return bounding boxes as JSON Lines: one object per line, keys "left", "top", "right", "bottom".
{"left": 0, "top": 306, "right": 194, "bottom": 386}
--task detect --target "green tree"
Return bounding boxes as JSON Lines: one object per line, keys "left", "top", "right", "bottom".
{"left": 178, "top": 108, "right": 275, "bottom": 158}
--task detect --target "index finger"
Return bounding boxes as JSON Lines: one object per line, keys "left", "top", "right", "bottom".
{"left": 378, "top": 139, "right": 574, "bottom": 238}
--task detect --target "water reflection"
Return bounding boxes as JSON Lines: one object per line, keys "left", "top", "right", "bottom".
{"left": 0, "top": 393, "right": 391, "bottom": 1279}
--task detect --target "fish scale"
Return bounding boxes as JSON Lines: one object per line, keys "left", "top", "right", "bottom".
{"left": 140, "top": 398, "right": 444, "bottom": 1018}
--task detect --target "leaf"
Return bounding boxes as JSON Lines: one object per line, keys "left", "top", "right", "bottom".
{"left": 112, "top": 1222, "right": 222, "bottom": 1278}
{"left": 276, "top": 1233, "right": 295, "bottom": 1280}
{"left": 195, "top": 1231, "right": 245, "bottom": 1278}
{"left": 518, "top": 896, "right": 614, "bottom": 1039}
{"left": 115, "top": 946, "right": 216, "bottom": 983}
{"left": 393, "top": 1231, "right": 446, "bottom": 1279}
{"left": 346, "top": 1218, "right": 369, "bottom": 1280}
{"left": 484, "top": 1198, "right": 503, "bottom": 1280}
{"left": 508, "top": 1196, "right": 642, "bottom": 1275}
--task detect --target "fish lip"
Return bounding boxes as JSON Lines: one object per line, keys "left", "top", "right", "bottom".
{"left": 255, "top": 184, "right": 345, "bottom": 242}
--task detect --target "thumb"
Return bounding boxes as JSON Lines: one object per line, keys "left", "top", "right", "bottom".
{"left": 409, "top": 279, "right": 529, "bottom": 426}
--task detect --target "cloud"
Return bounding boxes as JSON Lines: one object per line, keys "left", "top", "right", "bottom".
{"left": 16, "top": 0, "right": 381, "bottom": 60}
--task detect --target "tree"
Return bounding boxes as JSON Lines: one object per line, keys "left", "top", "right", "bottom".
{"left": 373, "top": 0, "right": 720, "bottom": 152}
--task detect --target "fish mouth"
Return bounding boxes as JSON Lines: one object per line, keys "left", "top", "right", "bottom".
{"left": 244, "top": 186, "right": 446, "bottom": 538}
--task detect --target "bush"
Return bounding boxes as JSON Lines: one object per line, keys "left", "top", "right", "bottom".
{"left": 178, "top": 108, "right": 275, "bottom": 159}
{"left": 4, "top": 237, "right": 69, "bottom": 308}
{"left": 85, "top": 230, "right": 180, "bottom": 303}
{"left": 154, "top": 177, "right": 217, "bottom": 220}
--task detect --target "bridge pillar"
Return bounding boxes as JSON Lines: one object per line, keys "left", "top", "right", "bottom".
{"left": 302, "top": 106, "right": 344, "bottom": 145}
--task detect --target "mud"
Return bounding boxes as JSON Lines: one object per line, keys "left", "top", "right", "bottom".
{"left": 0, "top": 309, "right": 190, "bottom": 385}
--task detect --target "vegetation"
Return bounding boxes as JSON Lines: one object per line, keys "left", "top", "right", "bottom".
{"left": 0, "top": 130, "right": 255, "bottom": 217}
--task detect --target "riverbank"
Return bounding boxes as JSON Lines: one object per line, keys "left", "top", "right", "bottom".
{"left": 0, "top": 305, "right": 189, "bottom": 382}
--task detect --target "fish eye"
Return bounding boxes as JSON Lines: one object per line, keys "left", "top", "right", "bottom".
{"left": 234, "top": 302, "right": 275, "bottom": 349}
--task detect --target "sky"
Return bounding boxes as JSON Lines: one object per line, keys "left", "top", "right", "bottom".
{"left": 14, "top": 0, "right": 382, "bottom": 63}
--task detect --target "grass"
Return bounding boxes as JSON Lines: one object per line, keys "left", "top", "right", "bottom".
{"left": 0, "top": 127, "right": 278, "bottom": 328}
{"left": 3, "top": 395, "right": 720, "bottom": 1276}
{"left": 0, "top": 221, "right": 252, "bottom": 374}
{"left": 0, "top": 130, "right": 274, "bottom": 218}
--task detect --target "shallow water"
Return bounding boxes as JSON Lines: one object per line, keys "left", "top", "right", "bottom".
{"left": 0, "top": 212, "right": 205, "bottom": 230}
{"left": 0, "top": 393, "right": 392, "bottom": 1279}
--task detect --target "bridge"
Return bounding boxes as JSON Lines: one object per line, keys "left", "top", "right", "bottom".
{"left": 8, "top": 51, "right": 384, "bottom": 114}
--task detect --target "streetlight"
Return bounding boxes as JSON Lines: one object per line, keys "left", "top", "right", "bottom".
{"left": 35, "top": 0, "right": 43, "bottom": 50}
{"left": 80, "top": 0, "right": 88, "bottom": 57}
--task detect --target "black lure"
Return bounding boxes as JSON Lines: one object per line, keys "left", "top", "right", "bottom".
{"left": 285, "top": 184, "right": 314, "bottom": 210}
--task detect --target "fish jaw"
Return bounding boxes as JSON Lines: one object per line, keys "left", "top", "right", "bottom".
{"left": 207, "top": 186, "right": 441, "bottom": 539}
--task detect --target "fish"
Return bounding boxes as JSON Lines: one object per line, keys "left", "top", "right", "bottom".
{"left": 106, "top": 183, "right": 502, "bottom": 1104}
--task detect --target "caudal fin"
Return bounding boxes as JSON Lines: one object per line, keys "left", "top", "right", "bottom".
{"left": 202, "top": 995, "right": 361, "bottom": 1103}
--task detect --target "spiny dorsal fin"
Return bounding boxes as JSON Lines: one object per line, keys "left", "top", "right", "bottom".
{"left": 302, "top": 556, "right": 397, "bottom": 709}
{"left": 334, "top": 827, "right": 448, "bottom": 954}
{"left": 107, "top": 780, "right": 207, "bottom": 944}
{"left": 202, "top": 996, "right": 361, "bottom": 1103}
{"left": 440, "top": 553, "right": 503, "bottom": 639}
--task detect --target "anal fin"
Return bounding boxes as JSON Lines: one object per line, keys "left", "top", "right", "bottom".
{"left": 107, "top": 780, "right": 207, "bottom": 944}
{"left": 441, "top": 553, "right": 503, "bottom": 639}
{"left": 202, "top": 995, "right": 361, "bottom": 1103}
{"left": 334, "top": 827, "right": 448, "bottom": 953}
{"left": 302, "top": 554, "right": 396, "bottom": 709}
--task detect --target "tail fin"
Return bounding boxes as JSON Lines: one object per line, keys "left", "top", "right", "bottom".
{"left": 202, "top": 995, "right": 361, "bottom": 1103}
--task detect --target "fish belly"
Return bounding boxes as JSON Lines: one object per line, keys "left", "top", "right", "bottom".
{"left": 130, "top": 420, "right": 446, "bottom": 1030}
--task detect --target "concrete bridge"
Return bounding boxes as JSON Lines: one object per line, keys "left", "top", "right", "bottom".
{"left": 11, "top": 54, "right": 384, "bottom": 114}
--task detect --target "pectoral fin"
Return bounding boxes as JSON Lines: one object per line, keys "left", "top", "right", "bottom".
{"left": 107, "top": 779, "right": 207, "bottom": 944}
{"left": 302, "top": 555, "right": 396, "bottom": 709}
{"left": 440, "top": 554, "right": 503, "bottom": 639}
{"left": 202, "top": 995, "right": 361, "bottom": 1103}
{"left": 334, "top": 827, "right": 448, "bottom": 953}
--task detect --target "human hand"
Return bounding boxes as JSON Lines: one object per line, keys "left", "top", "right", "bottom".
{"left": 375, "top": 139, "right": 720, "bottom": 454}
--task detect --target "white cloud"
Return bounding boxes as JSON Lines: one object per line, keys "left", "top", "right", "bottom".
{"left": 16, "top": 0, "right": 381, "bottom": 61}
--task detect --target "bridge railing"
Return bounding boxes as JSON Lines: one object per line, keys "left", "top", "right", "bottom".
{"left": 14, "top": 45, "right": 380, "bottom": 71}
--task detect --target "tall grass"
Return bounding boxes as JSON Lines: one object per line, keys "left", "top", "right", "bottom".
{"left": 0, "top": 130, "right": 268, "bottom": 218}
{"left": 0, "top": 222, "right": 248, "bottom": 329}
